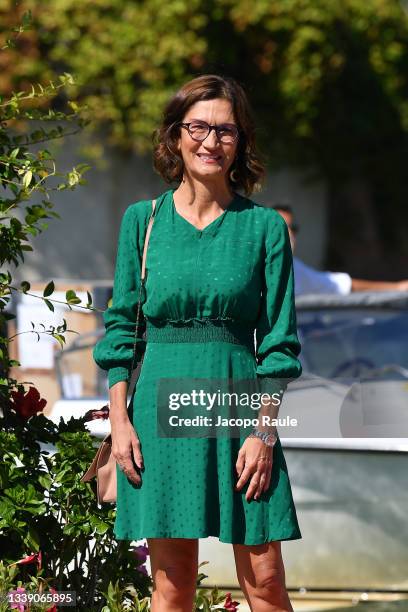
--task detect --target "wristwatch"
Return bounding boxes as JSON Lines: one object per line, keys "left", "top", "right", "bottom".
{"left": 249, "top": 428, "right": 278, "bottom": 447}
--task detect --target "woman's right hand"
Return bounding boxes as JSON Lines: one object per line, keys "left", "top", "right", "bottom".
{"left": 110, "top": 416, "right": 144, "bottom": 486}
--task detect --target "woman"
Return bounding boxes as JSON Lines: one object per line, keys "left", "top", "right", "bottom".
{"left": 93, "top": 74, "right": 302, "bottom": 612}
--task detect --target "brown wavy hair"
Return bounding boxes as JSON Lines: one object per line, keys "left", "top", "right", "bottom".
{"left": 152, "top": 75, "right": 265, "bottom": 196}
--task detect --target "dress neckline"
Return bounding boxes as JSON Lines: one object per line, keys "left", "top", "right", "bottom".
{"left": 171, "top": 189, "right": 238, "bottom": 233}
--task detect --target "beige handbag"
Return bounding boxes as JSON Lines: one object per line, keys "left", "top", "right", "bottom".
{"left": 81, "top": 199, "right": 157, "bottom": 503}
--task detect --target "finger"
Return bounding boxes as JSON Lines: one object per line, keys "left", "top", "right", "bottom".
{"left": 254, "top": 472, "right": 266, "bottom": 500}
{"left": 235, "top": 449, "right": 245, "bottom": 477}
{"left": 235, "top": 464, "right": 255, "bottom": 491}
{"left": 255, "top": 454, "right": 272, "bottom": 499}
{"left": 247, "top": 455, "right": 270, "bottom": 500}
{"left": 121, "top": 462, "right": 141, "bottom": 485}
{"left": 116, "top": 450, "right": 141, "bottom": 485}
{"left": 245, "top": 473, "right": 261, "bottom": 501}
{"left": 263, "top": 459, "right": 273, "bottom": 491}
{"left": 131, "top": 437, "right": 144, "bottom": 470}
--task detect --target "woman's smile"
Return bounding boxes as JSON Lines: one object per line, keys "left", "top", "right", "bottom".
{"left": 196, "top": 152, "right": 223, "bottom": 165}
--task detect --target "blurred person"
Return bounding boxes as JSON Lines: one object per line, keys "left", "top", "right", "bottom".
{"left": 274, "top": 204, "right": 408, "bottom": 296}
{"left": 93, "top": 75, "right": 301, "bottom": 612}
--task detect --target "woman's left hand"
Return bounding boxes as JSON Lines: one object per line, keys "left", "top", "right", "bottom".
{"left": 235, "top": 437, "right": 273, "bottom": 501}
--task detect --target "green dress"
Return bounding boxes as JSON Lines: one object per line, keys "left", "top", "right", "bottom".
{"left": 93, "top": 188, "right": 302, "bottom": 545}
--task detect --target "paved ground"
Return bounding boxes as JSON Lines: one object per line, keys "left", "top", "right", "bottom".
{"left": 230, "top": 589, "right": 408, "bottom": 611}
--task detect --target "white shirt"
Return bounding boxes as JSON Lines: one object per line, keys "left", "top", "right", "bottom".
{"left": 293, "top": 257, "right": 352, "bottom": 296}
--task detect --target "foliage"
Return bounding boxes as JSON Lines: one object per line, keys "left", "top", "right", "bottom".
{"left": 0, "top": 409, "right": 236, "bottom": 609}
{"left": 195, "top": 568, "right": 240, "bottom": 610}
{"left": 0, "top": 559, "right": 59, "bottom": 612}
{"left": 98, "top": 564, "right": 239, "bottom": 611}
{"left": 0, "top": 392, "right": 231, "bottom": 609}
{"left": 1, "top": 0, "right": 208, "bottom": 153}
{"left": 2, "top": 0, "right": 407, "bottom": 171}
{"left": 3, "top": 0, "right": 408, "bottom": 262}
{"left": 0, "top": 11, "right": 95, "bottom": 412}
{"left": 0, "top": 13, "right": 149, "bottom": 610}
{"left": 0, "top": 400, "right": 152, "bottom": 608}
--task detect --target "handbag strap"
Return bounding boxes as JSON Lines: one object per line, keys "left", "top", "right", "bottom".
{"left": 141, "top": 199, "right": 156, "bottom": 281}
{"left": 127, "top": 198, "right": 156, "bottom": 399}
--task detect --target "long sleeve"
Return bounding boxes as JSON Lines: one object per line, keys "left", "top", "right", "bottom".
{"left": 255, "top": 210, "right": 302, "bottom": 396}
{"left": 93, "top": 203, "right": 147, "bottom": 389}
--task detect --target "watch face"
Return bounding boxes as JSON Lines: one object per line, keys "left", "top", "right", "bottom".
{"left": 250, "top": 430, "right": 277, "bottom": 446}
{"left": 265, "top": 434, "right": 277, "bottom": 446}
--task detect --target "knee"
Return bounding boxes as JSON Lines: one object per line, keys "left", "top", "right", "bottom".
{"left": 253, "top": 567, "right": 288, "bottom": 602}
{"left": 153, "top": 563, "right": 196, "bottom": 605}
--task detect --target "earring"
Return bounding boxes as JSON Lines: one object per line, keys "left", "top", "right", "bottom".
{"left": 230, "top": 168, "right": 238, "bottom": 182}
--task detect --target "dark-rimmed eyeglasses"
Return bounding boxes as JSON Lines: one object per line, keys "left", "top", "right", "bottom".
{"left": 179, "top": 121, "right": 239, "bottom": 144}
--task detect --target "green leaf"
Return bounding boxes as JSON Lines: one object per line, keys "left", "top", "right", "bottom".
{"left": 89, "top": 515, "right": 110, "bottom": 535}
{"left": 26, "top": 528, "right": 40, "bottom": 550}
{"left": 53, "top": 333, "right": 65, "bottom": 348}
{"left": 44, "top": 298, "right": 54, "bottom": 312}
{"left": 202, "top": 599, "right": 211, "bottom": 612}
{"left": 22, "top": 170, "right": 33, "bottom": 189}
{"left": 66, "top": 289, "right": 82, "bottom": 305}
{"left": 0, "top": 499, "right": 16, "bottom": 523}
{"left": 43, "top": 280, "right": 54, "bottom": 297}
{"left": 38, "top": 474, "right": 52, "bottom": 489}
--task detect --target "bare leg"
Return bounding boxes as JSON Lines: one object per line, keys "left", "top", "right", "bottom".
{"left": 147, "top": 538, "right": 198, "bottom": 612}
{"left": 233, "top": 540, "right": 293, "bottom": 612}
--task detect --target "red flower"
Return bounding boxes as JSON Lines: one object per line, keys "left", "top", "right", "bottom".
{"left": 13, "top": 551, "right": 42, "bottom": 569}
{"left": 224, "top": 592, "right": 240, "bottom": 610}
{"left": 11, "top": 387, "right": 47, "bottom": 420}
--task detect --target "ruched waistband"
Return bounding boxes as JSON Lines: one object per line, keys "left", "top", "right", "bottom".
{"left": 146, "top": 319, "right": 255, "bottom": 351}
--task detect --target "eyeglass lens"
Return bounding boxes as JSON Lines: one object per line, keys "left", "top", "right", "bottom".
{"left": 187, "top": 121, "right": 238, "bottom": 143}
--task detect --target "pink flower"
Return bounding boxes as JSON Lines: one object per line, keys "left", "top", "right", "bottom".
{"left": 224, "top": 592, "right": 240, "bottom": 610}
{"left": 9, "top": 587, "right": 26, "bottom": 612}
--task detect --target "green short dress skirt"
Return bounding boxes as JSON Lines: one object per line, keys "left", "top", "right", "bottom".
{"left": 93, "top": 188, "right": 303, "bottom": 545}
